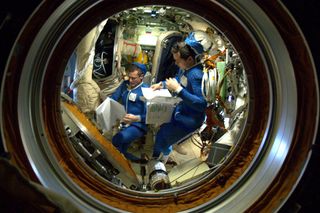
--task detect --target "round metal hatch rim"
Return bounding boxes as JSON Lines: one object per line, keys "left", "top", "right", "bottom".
{"left": 16, "top": 0, "right": 289, "bottom": 211}
{"left": 1, "top": 0, "right": 316, "bottom": 212}
{"left": 189, "top": 1, "right": 298, "bottom": 212}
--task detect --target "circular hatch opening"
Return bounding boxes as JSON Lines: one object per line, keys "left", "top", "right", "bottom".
{"left": 2, "top": 1, "right": 318, "bottom": 212}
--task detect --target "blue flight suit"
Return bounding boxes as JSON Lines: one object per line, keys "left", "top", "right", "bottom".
{"left": 152, "top": 64, "right": 207, "bottom": 157}
{"left": 111, "top": 81, "right": 148, "bottom": 161}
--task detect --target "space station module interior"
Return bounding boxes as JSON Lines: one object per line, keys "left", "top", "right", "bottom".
{"left": 60, "top": 6, "right": 248, "bottom": 192}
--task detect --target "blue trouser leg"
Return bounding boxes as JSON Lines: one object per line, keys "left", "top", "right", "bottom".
{"left": 112, "top": 125, "right": 144, "bottom": 160}
{"left": 152, "top": 122, "right": 195, "bottom": 158}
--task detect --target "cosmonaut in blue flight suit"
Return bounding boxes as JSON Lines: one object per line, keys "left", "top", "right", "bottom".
{"left": 110, "top": 62, "right": 149, "bottom": 162}
{"left": 151, "top": 32, "right": 209, "bottom": 162}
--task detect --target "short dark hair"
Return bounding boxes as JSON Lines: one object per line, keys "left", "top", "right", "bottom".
{"left": 171, "top": 41, "right": 196, "bottom": 60}
{"left": 127, "top": 64, "right": 143, "bottom": 76}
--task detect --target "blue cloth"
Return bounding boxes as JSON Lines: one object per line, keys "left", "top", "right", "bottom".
{"left": 112, "top": 125, "right": 145, "bottom": 161}
{"left": 110, "top": 81, "right": 148, "bottom": 131}
{"left": 153, "top": 64, "right": 207, "bottom": 157}
{"left": 111, "top": 81, "right": 148, "bottom": 160}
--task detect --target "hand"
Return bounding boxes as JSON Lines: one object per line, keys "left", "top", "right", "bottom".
{"left": 166, "top": 78, "right": 180, "bottom": 92}
{"left": 150, "top": 82, "right": 163, "bottom": 91}
{"left": 122, "top": 114, "right": 139, "bottom": 124}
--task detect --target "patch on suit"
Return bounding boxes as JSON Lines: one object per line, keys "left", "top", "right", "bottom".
{"left": 129, "top": 92, "right": 137, "bottom": 101}
{"left": 180, "top": 75, "right": 188, "bottom": 87}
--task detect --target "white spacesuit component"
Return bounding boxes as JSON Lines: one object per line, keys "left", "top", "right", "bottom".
{"left": 71, "top": 21, "right": 107, "bottom": 114}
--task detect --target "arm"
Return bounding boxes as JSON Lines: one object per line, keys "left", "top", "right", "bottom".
{"left": 122, "top": 114, "right": 139, "bottom": 124}
{"left": 140, "top": 100, "right": 147, "bottom": 122}
{"left": 150, "top": 81, "right": 163, "bottom": 90}
{"left": 166, "top": 75, "right": 206, "bottom": 112}
{"left": 122, "top": 85, "right": 147, "bottom": 124}
{"left": 110, "top": 82, "right": 126, "bottom": 101}
{"left": 122, "top": 101, "right": 146, "bottom": 124}
{"left": 179, "top": 76, "right": 207, "bottom": 112}
{"left": 160, "top": 69, "right": 182, "bottom": 90}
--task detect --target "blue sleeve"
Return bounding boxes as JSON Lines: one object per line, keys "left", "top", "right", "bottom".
{"left": 140, "top": 84, "right": 148, "bottom": 122}
{"left": 110, "top": 82, "right": 126, "bottom": 101}
{"left": 140, "top": 101, "right": 147, "bottom": 122}
{"left": 161, "top": 80, "right": 167, "bottom": 89}
{"left": 162, "top": 69, "right": 183, "bottom": 89}
{"left": 178, "top": 73, "right": 207, "bottom": 112}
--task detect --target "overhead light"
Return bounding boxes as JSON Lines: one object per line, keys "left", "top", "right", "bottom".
{"left": 138, "top": 34, "right": 157, "bottom": 46}
{"left": 143, "top": 9, "right": 152, "bottom": 13}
